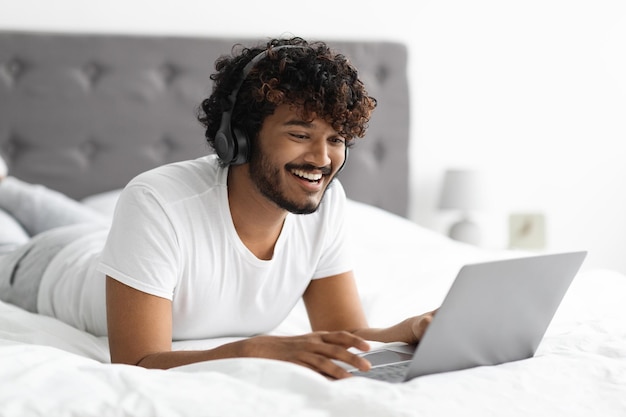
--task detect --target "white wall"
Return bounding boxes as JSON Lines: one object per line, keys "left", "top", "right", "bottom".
{"left": 3, "top": 0, "right": 626, "bottom": 273}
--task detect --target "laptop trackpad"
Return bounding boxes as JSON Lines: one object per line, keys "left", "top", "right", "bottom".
{"left": 336, "top": 343, "right": 416, "bottom": 372}
{"left": 361, "top": 345, "right": 415, "bottom": 367}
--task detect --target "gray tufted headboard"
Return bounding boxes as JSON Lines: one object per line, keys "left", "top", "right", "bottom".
{"left": 0, "top": 31, "right": 409, "bottom": 217}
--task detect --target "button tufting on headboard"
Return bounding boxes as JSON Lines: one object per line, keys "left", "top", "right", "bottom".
{"left": 77, "top": 61, "right": 106, "bottom": 90}
{"left": 0, "top": 57, "right": 27, "bottom": 87}
{"left": 77, "top": 139, "right": 101, "bottom": 162}
{"left": 372, "top": 140, "right": 386, "bottom": 164}
{"left": 154, "top": 62, "right": 182, "bottom": 88}
{"left": 1, "top": 133, "right": 28, "bottom": 161}
{"left": 148, "top": 135, "right": 180, "bottom": 162}
{"left": 0, "top": 31, "right": 410, "bottom": 217}
{"left": 374, "top": 65, "right": 389, "bottom": 84}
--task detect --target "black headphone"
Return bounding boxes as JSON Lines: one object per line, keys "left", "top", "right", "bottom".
{"left": 214, "top": 45, "right": 302, "bottom": 165}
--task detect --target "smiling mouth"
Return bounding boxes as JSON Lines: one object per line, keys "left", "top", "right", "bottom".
{"left": 290, "top": 168, "right": 323, "bottom": 182}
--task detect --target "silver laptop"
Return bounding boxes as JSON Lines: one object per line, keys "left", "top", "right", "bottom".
{"left": 349, "top": 251, "right": 587, "bottom": 382}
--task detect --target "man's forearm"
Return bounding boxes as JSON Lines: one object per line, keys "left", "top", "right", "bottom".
{"left": 133, "top": 339, "right": 245, "bottom": 369}
{"left": 350, "top": 318, "right": 415, "bottom": 344}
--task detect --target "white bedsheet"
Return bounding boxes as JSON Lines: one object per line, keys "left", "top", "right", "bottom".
{"left": 1, "top": 200, "right": 625, "bottom": 417}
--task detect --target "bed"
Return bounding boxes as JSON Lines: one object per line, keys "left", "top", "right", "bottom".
{"left": 1, "top": 31, "right": 625, "bottom": 417}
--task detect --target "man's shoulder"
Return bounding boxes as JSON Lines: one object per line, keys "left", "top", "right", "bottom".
{"left": 124, "top": 154, "right": 224, "bottom": 200}
{"left": 132, "top": 154, "right": 221, "bottom": 186}
{"left": 149, "top": 154, "right": 219, "bottom": 176}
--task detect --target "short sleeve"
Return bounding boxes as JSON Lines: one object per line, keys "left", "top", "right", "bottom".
{"left": 98, "top": 183, "right": 180, "bottom": 300}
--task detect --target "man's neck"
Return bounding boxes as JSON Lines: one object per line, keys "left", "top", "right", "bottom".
{"left": 226, "top": 165, "right": 287, "bottom": 260}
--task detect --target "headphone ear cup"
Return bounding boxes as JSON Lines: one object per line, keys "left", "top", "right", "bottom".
{"left": 215, "top": 111, "right": 236, "bottom": 163}
{"left": 214, "top": 129, "right": 234, "bottom": 163}
{"left": 230, "top": 125, "right": 249, "bottom": 165}
{"left": 214, "top": 110, "right": 248, "bottom": 165}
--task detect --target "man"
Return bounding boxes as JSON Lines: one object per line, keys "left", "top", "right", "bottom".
{"left": 0, "top": 37, "right": 434, "bottom": 380}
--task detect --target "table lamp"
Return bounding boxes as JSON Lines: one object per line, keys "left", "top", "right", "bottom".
{"left": 438, "top": 169, "right": 486, "bottom": 245}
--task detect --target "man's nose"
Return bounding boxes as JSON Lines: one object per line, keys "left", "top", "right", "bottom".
{"left": 304, "top": 140, "right": 332, "bottom": 167}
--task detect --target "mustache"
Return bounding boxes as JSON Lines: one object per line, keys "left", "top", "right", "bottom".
{"left": 286, "top": 163, "right": 332, "bottom": 175}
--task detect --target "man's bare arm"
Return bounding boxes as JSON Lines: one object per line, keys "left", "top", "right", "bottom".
{"left": 303, "top": 271, "right": 436, "bottom": 345}
{"left": 106, "top": 276, "right": 370, "bottom": 378}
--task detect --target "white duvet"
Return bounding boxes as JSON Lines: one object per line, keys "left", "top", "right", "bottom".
{"left": 1, "top": 199, "right": 625, "bottom": 417}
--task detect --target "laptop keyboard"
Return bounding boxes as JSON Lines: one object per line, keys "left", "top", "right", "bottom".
{"left": 350, "top": 361, "right": 410, "bottom": 382}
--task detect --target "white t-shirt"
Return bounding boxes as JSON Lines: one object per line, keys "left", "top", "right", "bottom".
{"left": 41, "top": 155, "right": 354, "bottom": 340}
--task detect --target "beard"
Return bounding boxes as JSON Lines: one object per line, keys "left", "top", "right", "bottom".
{"left": 247, "top": 147, "right": 333, "bottom": 215}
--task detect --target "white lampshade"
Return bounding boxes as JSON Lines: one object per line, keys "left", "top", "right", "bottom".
{"left": 438, "top": 169, "right": 486, "bottom": 211}
{"left": 438, "top": 169, "right": 486, "bottom": 245}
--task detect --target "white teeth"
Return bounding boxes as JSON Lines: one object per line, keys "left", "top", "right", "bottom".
{"left": 291, "top": 169, "right": 322, "bottom": 181}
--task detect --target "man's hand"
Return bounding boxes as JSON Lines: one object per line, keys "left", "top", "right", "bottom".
{"left": 239, "top": 331, "right": 372, "bottom": 379}
{"left": 407, "top": 309, "right": 437, "bottom": 344}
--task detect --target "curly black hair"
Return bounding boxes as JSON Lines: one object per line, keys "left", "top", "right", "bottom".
{"left": 197, "top": 37, "right": 377, "bottom": 159}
